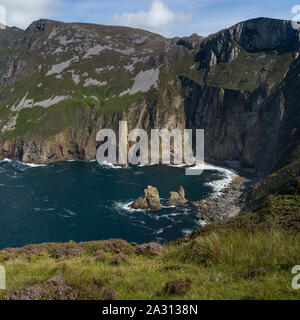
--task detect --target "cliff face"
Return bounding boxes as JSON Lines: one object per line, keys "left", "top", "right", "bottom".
{"left": 181, "top": 58, "right": 300, "bottom": 174}
{"left": 181, "top": 18, "right": 300, "bottom": 175}
{"left": 0, "top": 19, "right": 188, "bottom": 163}
{"left": 0, "top": 17, "right": 299, "bottom": 177}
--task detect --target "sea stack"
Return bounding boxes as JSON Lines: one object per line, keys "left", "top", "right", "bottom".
{"left": 131, "top": 186, "right": 162, "bottom": 211}
{"left": 165, "top": 186, "right": 188, "bottom": 206}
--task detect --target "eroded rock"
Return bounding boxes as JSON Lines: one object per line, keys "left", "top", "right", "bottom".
{"left": 165, "top": 186, "right": 188, "bottom": 206}
{"left": 131, "top": 186, "right": 162, "bottom": 211}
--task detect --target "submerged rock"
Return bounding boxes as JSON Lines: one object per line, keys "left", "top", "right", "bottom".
{"left": 131, "top": 186, "right": 162, "bottom": 211}
{"left": 165, "top": 186, "right": 188, "bottom": 206}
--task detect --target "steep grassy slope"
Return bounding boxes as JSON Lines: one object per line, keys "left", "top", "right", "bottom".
{"left": 0, "top": 19, "right": 194, "bottom": 163}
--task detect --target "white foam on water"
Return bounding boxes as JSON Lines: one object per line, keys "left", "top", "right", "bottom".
{"left": 182, "top": 229, "right": 193, "bottom": 236}
{"left": 98, "top": 161, "right": 124, "bottom": 170}
{"left": 22, "top": 162, "right": 47, "bottom": 168}
{"left": 197, "top": 219, "right": 208, "bottom": 227}
{"left": 58, "top": 213, "right": 72, "bottom": 218}
{"left": 65, "top": 208, "right": 76, "bottom": 216}
{"left": 0, "top": 158, "right": 47, "bottom": 168}
{"left": 137, "top": 163, "right": 155, "bottom": 167}
{"left": 114, "top": 201, "right": 146, "bottom": 213}
{"left": 156, "top": 228, "right": 164, "bottom": 234}
{"left": 157, "top": 212, "right": 183, "bottom": 222}
{"left": 167, "top": 163, "right": 189, "bottom": 168}
{"left": 105, "top": 161, "right": 237, "bottom": 199}
{"left": 188, "top": 162, "right": 237, "bottom": 198}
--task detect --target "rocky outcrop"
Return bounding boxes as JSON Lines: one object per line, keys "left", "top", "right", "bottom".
{"left": 181, "top": 58, "right": 300, "bottom": 175}
{"left": 165, "top": 186, "right": 188, "bottom": 206}
{"left": 0, "top": 17, "right": 299, "bottom": 180}
{"left": 131, "top": 186, "right": 162, "bottom": 211}
{"left": 194, "top": 176, "right": 251, "bottom": 223}
{"left": 197, "top": 18, "right": 299, "bottom": 72}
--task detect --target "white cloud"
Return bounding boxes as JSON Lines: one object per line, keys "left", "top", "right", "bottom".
{"left": 0, "top": 0, "right": 61, "bottom": 29}
{"left": 113, "top": 0, "right": 191, "bottom": 36}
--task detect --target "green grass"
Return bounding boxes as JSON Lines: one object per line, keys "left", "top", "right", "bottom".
{"left": 205, "top": 46, "right": 295, "bottom": 92}
{"left": 0, "top": 205, "right": 299, "bottom": 300}
{"left": 101, "top": 92, "right": 145, "bottom": 115}
{"left": 3, "top": 97, "right": 99, "bottom": 140}
{"left": 0, "top": 230, "right": 299, "bottom": 300}
{"left": 0, "top": 174, "right": 299, "bottom": 300}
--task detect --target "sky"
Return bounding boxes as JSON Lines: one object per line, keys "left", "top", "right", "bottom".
{"left": 0, "top": 0, "right": 299, "bottom": 37}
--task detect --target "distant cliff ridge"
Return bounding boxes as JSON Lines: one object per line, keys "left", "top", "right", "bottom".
{"left": 0, "top": 17, "right": 299, "bottom": 178}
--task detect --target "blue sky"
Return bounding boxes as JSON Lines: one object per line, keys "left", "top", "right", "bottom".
{"left": 1, "top": 0, "right": 300, "bottom": 37}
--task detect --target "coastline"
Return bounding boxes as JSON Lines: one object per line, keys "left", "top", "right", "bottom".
{"left": 194, "top": 174, "right": 253, "bottom": 224}
{"left": 1, "top": 157, "right": 252, "bottom": 231}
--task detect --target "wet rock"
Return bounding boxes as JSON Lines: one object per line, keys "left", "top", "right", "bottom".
{"left": 193, "top": 201, "right": 208, "bottom": 213}
{"left": 195, "top": 212, "right": 213, "bottom": 224}
{"left": 131, "top": 186, "right": 162, "bottom": 211}
{"left": 165, "top": 186, "right": 188, "bottom": 206}
{"left": 137, "top": 242, "right": 164, "bottom": 256}
{"left": 131, "top": 197, "right": 149, "bottom": 210}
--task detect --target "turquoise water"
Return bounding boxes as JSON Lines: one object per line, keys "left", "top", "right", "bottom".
{"left": 0, "top": 160, "right": 225, "bottom": 249}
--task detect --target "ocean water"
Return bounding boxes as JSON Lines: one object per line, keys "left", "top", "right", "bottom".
{"left": 0, "top": 160, "right": 229, "bottom": 249}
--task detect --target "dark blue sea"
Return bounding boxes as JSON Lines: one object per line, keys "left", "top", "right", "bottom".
{"left": 0, "top": 159, "right": 228, "bottom": 249}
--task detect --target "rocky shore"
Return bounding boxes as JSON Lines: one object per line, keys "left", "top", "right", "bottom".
{"left": 194, "top": 175, "right": 254, "bottom": 224}
{"left": 129, "top": 168, "right": 255, "bottom": 227}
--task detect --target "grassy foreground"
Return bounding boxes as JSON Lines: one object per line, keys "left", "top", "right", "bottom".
{"left": 0, "top": 191, "right": 299, "bottom": 300}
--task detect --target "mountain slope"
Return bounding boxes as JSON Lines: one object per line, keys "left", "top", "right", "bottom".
{"left": 0, "top": 19, "right": 193, "bottom": 162}
{"left": 0, "top": 18, "right": 300, "bottom": 300}
{"left": 0, "top": 17, "right": 298, "bottom": 177}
